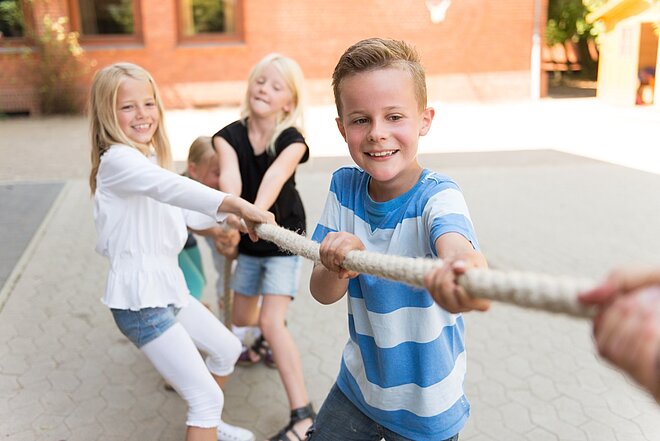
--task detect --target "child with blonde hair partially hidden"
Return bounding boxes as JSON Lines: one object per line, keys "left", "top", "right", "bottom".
{"left": 184, "top": 136, "right": 265, "bottom": 365}
{"left": 89, "top": 62, "right": 273, "bottom": 441}
{"left": 179, "top": 136, "right": 240, "bottom": 304}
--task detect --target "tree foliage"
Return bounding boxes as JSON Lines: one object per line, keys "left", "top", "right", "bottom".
{"left": 546, "top": 0, "right": 604, "bottom": 45}
{"left": 546, "top": 0, "right": 606, "bottom": 79}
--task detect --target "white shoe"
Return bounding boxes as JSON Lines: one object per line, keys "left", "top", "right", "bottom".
{"left": 217, "top": 420, "right": 255, "bottom": 441}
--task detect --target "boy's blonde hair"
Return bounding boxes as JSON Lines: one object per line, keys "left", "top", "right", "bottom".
{"left": 89, "top": 62, "right": 172, "bottom": 193}
{"left": 332, "top": 38, "right": 427, "bottom": 117}
{"left": 187, "top": 136, "right": 216, "bottom": 167}
{"left": 239, "top": 53, "right": 305, "bottom": 156}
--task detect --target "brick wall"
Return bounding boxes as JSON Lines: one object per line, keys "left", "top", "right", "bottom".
{"left": 0, "top": 0, "right": 546, "bottom": 114}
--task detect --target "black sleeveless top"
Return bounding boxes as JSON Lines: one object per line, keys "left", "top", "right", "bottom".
{"left": 213, "top": 120, "right": 309, "bottom": 257}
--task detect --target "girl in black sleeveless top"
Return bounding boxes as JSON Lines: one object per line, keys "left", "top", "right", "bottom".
{"left": 213, "top": 53, "right": 315, "bottom": 441}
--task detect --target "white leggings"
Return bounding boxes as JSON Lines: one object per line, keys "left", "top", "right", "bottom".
{"left": 141, "top": 297, "right": 242, "bottom": 428}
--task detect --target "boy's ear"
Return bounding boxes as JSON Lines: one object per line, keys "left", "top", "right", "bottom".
{"left": 335, "top": 117, "right": 347, "bottom": 141}
{"left": 419, "top": 107, "right": 435, "bottom": 136}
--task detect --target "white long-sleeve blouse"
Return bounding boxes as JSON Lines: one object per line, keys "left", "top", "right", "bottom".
{"left": 94, "top": 145, "right": 227, "bottom": 310}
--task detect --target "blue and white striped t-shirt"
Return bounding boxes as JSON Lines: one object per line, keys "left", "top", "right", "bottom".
{"left": 311, "top": 166, "right": 479, "bottom": 441}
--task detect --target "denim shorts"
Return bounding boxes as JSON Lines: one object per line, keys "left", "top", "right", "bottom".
{"left": 231, "top": 254, "right": 300, "bottom": 297}
{"left": 307, "top": 383, "right": 459, "bottom": 441}
{"left": 111, "top": 305, "right": 180, "bottom": 348}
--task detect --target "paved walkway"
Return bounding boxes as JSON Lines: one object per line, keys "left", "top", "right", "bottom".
{"left": 1, "top": 98, "right": 659, "bottom": 440}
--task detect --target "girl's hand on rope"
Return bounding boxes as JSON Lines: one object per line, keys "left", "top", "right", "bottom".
{"left": 424, "top": 254, "right": 491, "bottom": 314}
{"left": 590, "top": 285, "right": 660, "bottom": 404}
{"left": 220, "top": 195, "right": 275, "bottom": 242}
{"left": 319, "top": 232, "right": 365, "bottom": 279}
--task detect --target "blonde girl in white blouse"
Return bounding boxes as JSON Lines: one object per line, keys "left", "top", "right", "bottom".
{"left": 89, "top": 62, "right": 272, "bottom": 441}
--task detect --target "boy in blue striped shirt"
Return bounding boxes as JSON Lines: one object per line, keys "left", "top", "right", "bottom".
{"left": 308, "top": 38, "right": 491, "bottom": 441}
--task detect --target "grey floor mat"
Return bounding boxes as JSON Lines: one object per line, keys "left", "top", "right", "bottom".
{"left": 0, "top": 182, "right": 64, "bottom": 290}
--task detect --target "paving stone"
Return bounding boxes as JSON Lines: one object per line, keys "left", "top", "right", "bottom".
{"left": 525, "top": 427, "right": 560, "bottom": 441}
{"left": 63, "top": 423, "right": 104, "bottom": 441}
{"left": 552, "top": 395, "right": 590, "bottom": 426}
{"left": 31, "top": 412, "right": 69, "bottom": 438}
{"left": 499, "top": 401, "right": 535, "bottom": 433}
{"left": 0, "top": 353, "right": 29, "bottom": 375}
{"left": 63, "top": 396, "right": 107, "bottom": 428}
{"left": 46, "top": 368, "right": 81, "bottom": 393}
{"left": 3, "top": 402, "right": 45, "bottom": 435}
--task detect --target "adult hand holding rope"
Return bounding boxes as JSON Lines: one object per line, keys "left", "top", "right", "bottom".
{"left": 579, "top": 268, "right": 660, "bottom": 404}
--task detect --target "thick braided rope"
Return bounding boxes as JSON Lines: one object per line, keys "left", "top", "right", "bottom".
{"left": 223, "top": 258, "right": 233, "bottom": 327}
{"left": 255, "top": 223, "right": 597, "bottom": 318}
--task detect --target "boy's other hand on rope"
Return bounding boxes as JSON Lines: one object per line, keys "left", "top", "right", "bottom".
{"left": 319, "top": 232, "right": 366, "bottom": 279}
{"left": 425, "top": 254, "right": 491, "bottom": 314}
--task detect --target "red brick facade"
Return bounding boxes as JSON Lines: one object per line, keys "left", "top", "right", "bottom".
{"left": 0, "top": 0, "right": 547, "bottom": 114}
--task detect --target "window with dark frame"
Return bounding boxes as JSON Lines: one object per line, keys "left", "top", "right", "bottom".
{"left": 72, "top": 0, "right": 137, "bottom": 37}
{"left": 179, "top": 0, "right": 240, "bottom": 39}
{"left": 0, "top": 0, "right": 25, "bottom": 39}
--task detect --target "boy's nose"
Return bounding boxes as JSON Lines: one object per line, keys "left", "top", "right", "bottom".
{"left": 367, "top": 121, "right": 386, "bottom": 142}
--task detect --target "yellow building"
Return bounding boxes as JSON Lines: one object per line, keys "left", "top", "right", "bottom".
{"left": 588, "top": 0, "right": 660, "bottom": 106}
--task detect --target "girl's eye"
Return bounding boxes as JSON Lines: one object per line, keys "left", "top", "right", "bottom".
{"left": 121, "top": 105, "right": 133, "bottom": 111}
{"left": 353, "top": 118, "right": 368, "bottom": 125}
{"left": 145, "top": 101, "right": 156, "bottom": 107}
{"left": 388, "top": 114, "right": 403, "bottom": 121}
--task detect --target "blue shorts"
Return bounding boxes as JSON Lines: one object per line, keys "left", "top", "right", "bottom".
{"left": 231, "top": 254, "right": 300, "bottom": 297}
{"left": 111, "top": 305, "right": 180, "bottom": 348}
{"left": 308, "top": 383, "right": 459, "bottom": 441}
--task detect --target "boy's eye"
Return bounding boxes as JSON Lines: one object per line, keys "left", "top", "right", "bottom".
{"left": 353, "top": 118, "right": 368, "bottom": 125}
{"left": 388, "top": 114, "right": 403, "bottom": 121}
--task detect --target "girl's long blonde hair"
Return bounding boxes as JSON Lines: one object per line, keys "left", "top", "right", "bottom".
{"left": 89, "top": 62, "right": 172, "bottom": 193}
{"left": 239, "top": 53, "right": 305, "bottom": 156}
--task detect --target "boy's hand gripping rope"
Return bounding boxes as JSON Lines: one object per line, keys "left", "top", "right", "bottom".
{"left": 254, "top": 223, "right": 597, "bottom": 318}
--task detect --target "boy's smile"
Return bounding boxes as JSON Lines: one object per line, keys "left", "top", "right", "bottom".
{"left": 336, "top": 67, "right": 434, "bottom": 202}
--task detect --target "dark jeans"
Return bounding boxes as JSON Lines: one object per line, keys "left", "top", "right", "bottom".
{"left": 306, "top": 383, "right": 460, "bottom": 441}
